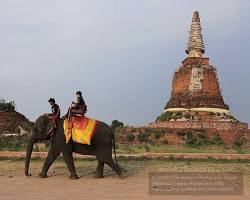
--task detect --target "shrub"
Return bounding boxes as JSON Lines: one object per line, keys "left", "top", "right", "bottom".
{"left": 0, "top": 98, "right": 16, "bottom": 112}
{"left": 185, "top": 113, "right": 191, "bottom": 119}
{"left": 186, "top": 131, "right": 198, "bottom": 147}
{"left": 156, "top": 112, "right": 173, "bottom": 122}
{"left": 0, "top": 135, "right": 28, "bottom": 151}
{"left": 177, "top": 131, "right": 186, "bottom": 137}
{"left": 176, "top": 112, "right": 182, "bottom": 116}
{"left": 175, "top": 112, "right": 183, "bottom": 119}
{"left": 197, "top": 132, "right": 207, "bottom": 140}
{"left": 127, "top": 133, "right": 135, "bottom": 141}
{"left": 229, "top": 115, "right": 237, "bottom": 121}
{"left": 233, "top": 137, "right": 245, "bottom": 148}
{"left": 212, "top": 133, "right": 223, "bottom": 146}
{"left": 154, "top": 132, "right": 161, "bottom": 139}
{"left": 137, "top": 132, "right": 149, "bottom": 142}
{"left": 178, "top": 130, "right": 222, "bottom": 147}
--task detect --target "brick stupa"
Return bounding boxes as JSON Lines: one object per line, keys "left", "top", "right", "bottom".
{"left": 166, "top": 11, "right": 229, "bottom": 114}
{"left": 147, "top": 11, "right": 250, "bottom": 146}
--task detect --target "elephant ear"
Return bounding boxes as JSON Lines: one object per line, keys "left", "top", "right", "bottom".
{"left": 38, "top": 115, "right": 54, "bottom": 138}
{"left": 44, "top": 119, "right": 55, "bottom": 137}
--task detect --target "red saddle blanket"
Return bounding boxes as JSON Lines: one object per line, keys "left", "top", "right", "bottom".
{"left": 63, "top": 116, "right": 98, "bottom": 145}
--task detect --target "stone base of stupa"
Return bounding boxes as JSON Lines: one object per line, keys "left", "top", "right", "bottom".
{"left": 146, "top": 110, "right": 250, "bottom": 147}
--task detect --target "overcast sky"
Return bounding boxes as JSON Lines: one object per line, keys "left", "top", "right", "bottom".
{"left": 0, "top": 0, "right": 249, "bottom": 126}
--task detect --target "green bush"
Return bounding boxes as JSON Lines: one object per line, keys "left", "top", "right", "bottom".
{"left": 127, "top": 133, "right": 135, "bottom": 141}
{"left": 177, "top": 131, "right": 186, "bottom": 137}
{"left": 156, "top": 112, "right": 173, "bottom": 122}
{"left": 176, "top": 112, "right": 182, "bottom": 116}
{"left": 212, "top": 133, "right": 223, "bottom": 146}
{"left": 186, "top": 131, "right": 198, "bottom": 147}
{"left": 233, "top": 137, "right": 245, "bottom": 148}
{"left": 177, "top": 131, "right": 218, "bottom": 148}
{"left": 197, "top": 132, "right": 207, "bottom": 139}
{"left": 0, "top": 135, "right": 28, "bottom": 151}
{"left": 0, "top": 98, "right": 16, "bottom": 112}
{"left": 228, "top": 115, "right": 237, "bottom": 121}
{"left": 175, "top": 112, "right": 183, "bottom": 119}
{"left": 154, "top": 132, "right": 161, "bottom": 139}
{"left": 137, "top": 132, "right": 149, "bottom": 142}
{"left": 185, "top": 113, "right": 191, "bottom": 119}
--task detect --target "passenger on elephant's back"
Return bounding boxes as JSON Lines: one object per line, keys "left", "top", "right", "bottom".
{"left": 70, "top": 91, "right": 87, "bottom": 116}
{"left": 46, "top": 98, "right": 61, "bottom": 136}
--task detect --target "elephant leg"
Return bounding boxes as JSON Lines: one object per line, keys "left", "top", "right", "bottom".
{"left": 94, "top": 160, "right": 104, "bottom": 178}
{"left": 62, "top": 146, "right": 78, "bottom": 179}
{"left": 39, "top": 148, "right": 61, "bottom": 178}
{"left": 105, "top": 159, "right": 123, "bottom": 177}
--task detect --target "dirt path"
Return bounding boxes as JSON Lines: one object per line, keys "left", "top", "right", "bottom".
{"left": 1, "top": 151, "right": 250, "bottom": 160}
{"left": 0, "top": 160, "right": 250, "bottom": 200}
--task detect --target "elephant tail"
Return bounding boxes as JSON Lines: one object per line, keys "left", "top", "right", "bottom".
{"left": 112, "top": 130, "right": 127, "bottom": 173}
{"left": 112, "top": 130, "right": 118, "bottom": 164}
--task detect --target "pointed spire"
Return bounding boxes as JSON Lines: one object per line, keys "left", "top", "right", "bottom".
{"left": 185, "top": 11, "right": 205, "bottom": 58}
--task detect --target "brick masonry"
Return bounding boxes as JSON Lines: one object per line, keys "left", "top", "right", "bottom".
{"left": 165, "top": 57, "right": 228, "bottom": 110}
{"left": 148, "top": 121, "right": 248, "bottom": 130}
{"left": 0, "top": 111, "right": 30, "bottom": 135}
{"left": 118, "top": 121, "right": 250, "bottom": 147}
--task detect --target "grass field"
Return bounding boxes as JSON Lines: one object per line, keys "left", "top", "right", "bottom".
{"left": 115, "top": 144, "right": 250, "bottom": 154}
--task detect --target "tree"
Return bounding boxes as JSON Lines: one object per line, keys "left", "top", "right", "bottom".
{"left": 0, "top": 98, "right": 16, "bottom": 112}
{"left": 111, "top": 120, "right": 124, "bottom": 131}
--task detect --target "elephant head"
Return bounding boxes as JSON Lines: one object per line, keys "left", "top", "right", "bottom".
{"left": 24, "top": 115, "right": 53, "bottom": 176}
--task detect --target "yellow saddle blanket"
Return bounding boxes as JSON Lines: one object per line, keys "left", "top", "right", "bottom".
{"left": 63, "top": 116, "right": 98, "bottom": 145}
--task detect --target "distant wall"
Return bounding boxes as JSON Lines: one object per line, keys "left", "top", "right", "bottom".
{"left": 148, "top": 121, "right": 248, "bottom": 130}
{"left": 118, "top": 122, "right": 250, "bottom": 147}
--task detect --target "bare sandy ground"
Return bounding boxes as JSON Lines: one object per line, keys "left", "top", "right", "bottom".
{"left": 0, "top": 160, "right": 250, "bottom": 200}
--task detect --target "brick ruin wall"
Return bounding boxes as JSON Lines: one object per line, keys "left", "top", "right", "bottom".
{"left": 118, "top": 121, "right": 250, "bottom": 147}
{"left": 148, "top": 121, "right": 248, "bottom": 130}
{"left": 0, "top": 112, "right": 29, "bottom": 134}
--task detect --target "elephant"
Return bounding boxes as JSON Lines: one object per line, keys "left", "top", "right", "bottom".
{"left": 25, "top": 115, "right": 125, "bottom": 179}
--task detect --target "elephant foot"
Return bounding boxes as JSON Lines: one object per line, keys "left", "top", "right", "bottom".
{"left": 118, "top": 173, "right": 126, "bottom": 179}
{"left": 117, "top": 169, "right": 127, "bottom": 179}
{"left": 25, "top": 172, "right": 32, "bottom": 177}
{"left": 94, "top": 174, "right": 104, "bottom": 179}
{"left": 38, "top": 173, "right": 47, "bottom": 178}
{"left": 68, "top": 175, "right": 79, "bottom": 180}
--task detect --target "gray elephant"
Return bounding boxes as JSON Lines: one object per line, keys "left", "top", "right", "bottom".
{"left": 25, "top": 115, "right": 125, "bottom": 179}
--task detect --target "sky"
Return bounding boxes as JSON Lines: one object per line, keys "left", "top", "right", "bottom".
{"left": 0, "top": 0, "right": 250, "bottom": 126}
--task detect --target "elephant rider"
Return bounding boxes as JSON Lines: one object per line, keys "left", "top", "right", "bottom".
{"left": 46, "top": 98, "right": 61, "bottom": 136}
{"left": 69, "top": 91, "right": 87, "bottom": 117}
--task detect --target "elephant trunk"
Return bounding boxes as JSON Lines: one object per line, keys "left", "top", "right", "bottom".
{"left": 24, "top": 134, "right": 36, "bottom": 176}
